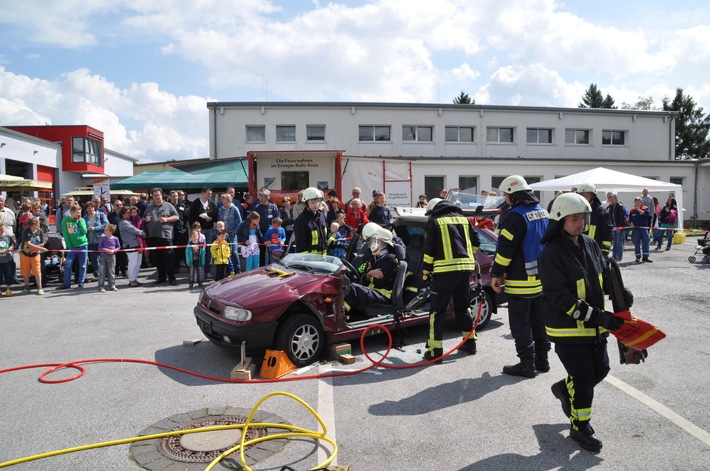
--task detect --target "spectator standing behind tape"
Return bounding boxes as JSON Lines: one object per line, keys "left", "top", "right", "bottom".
{"left": 143, "top": 188, "right": 180, "bottom": 286}
{"left": 187, "top": 188, "right": 218, "bottom": 278}
{"left": 119, "top": 206, "right": 145, "bottom": 287}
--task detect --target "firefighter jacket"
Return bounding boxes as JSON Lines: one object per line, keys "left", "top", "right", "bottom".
{"left": 491, "top": 203, "right": 548, "bottom": 296}
{"left": 422, "top": 200, "right": 479, "bottom": 274}
{"left": 538, "top": 232, "right": 609, "bottom": 344}
{"left": 586, "top": 196, "right": 612, "bottom": 256}
{"left": 294, "top": 208, "right": 327, "bottom": 254}
{"left": 362, "top": 248, "right": 399, "bottom": 299}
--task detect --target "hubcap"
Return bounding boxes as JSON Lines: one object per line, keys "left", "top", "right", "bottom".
{"left": 292, "top": 325, "right": 320, "bottom": 360}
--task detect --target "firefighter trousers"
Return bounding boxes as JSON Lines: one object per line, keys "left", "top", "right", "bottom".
{"left": 344, "top": 283, "right": 390, "bottom": 312}
{"left": 427, "top": 271, "right": 474, "bottom": 353}
{"left": 507, "top": 294, "right": 550, "bottom": 359}
{"left": 554, "top": 337, "right": 610, "bottom": 425}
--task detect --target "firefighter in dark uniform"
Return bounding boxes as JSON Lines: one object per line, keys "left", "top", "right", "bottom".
{"left": 294, "top": 187, "right": 328, "bottom": 255}
{"left": 491, "top": 175, "right": 550, "bottom": 378}
{"left": 344, "top": 223, "right": 399, "bottom": 312}
{"left": 421, "top": 198, "right": 480, "bottom": 362}
{"left": 538, "top": 193, "right": 625, "bottom": 452}
{"left": 577, "top": 183, "right": 612, "bottom": 257}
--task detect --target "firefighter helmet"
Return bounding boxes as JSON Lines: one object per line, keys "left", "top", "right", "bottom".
{"left": 499, "top": 175, "right": 531, "bottom": 194}
{"left": 549, "top": 193, "right": 591, "bottom": 221}
{"left": 425, "top": 198, "right": 443, "bottom": 215}
{"left": 302, "top": 187, "right": 323, "bottom": 202}
{"left": 576, "top": 182, "right": 597, "bottom": 195}
{"left": 361, "top": 222, "right": 393, "bottom": 245}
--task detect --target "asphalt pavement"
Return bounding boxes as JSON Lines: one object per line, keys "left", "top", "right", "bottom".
{"left": 0, "top": 237, "right": 708, "bottom": 470}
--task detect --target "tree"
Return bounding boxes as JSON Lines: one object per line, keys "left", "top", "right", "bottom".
{"left": 453, "top": 91, "right": 474, "bottom": 104}
{"left": 579, "top": 83, "right": 617, "bottom": 109}
{"left": 663, "top": 88, "right": 710, "bottom": 159}
{"left": 621, "top": 96, "right": 656, "bottom": 110}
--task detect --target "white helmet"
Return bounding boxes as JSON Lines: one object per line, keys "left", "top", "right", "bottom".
{"left": 549, "top": 193, "right": 591, "bottom": 221}
{"left": 499, "top": 175, "right": 531, "bottom": 194}
{"left": 426, "top": 198, "right": 443, "bottom": 214}
{"left": 361, "top": 222, "right": 393, "bottom": 245}
{"left": 576, "top": 182, "right": 597, "bottom": 194}
{"left": 302, "top": 187, "right": 323, "bottom": 202}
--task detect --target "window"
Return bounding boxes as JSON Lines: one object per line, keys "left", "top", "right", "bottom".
{"left": 307, "top": 125, "right": 325, "bottom": 141}
{"left": 486, "top": 127, "right": 514, "bottom": 143}
{"left": 359, "top": 125, "right": 391, "bottom": 142}
{"left": 403, "top": 125, "right": 433, "bottom": 142}
{"left": 246, "top": 125, "right": 265, "bottom": 142}
{"left": 445, "top": 126, "right": 475, "bottom": 142}
{"left": 424, "top": 176, "right": 445, "bottom": 199}
{"left": 527, "top": 128, "right": 553, "bottom": 144}
{"left": 276, "top": 125, "right": 296, "bottom": 142}
{"left": 458, "top": 176, "right": 478, "bottom": 193}
{"left": 670, "top": 177, "right": 684, "bottom": 186}
{"left": 72, "top": 137, "right": 103, "bottom": 165}
{"left": 281, "top": 171, "right": 309, "bottom": 191}
{"left": 602, "top": 130, "right": 626, "bottom": 146}
{"left": 565, "top": 129, "right": 590, "bottom": 145}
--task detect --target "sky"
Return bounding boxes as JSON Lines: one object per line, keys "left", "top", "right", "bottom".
{"left": 1, "top": 0, "right": 709, "bottom": 163}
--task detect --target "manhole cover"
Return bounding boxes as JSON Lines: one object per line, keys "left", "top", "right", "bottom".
{"left": 130, "top": 406, "right": 290, "bottom": 470}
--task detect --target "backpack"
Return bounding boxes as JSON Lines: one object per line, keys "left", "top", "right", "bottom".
{"left": 667, "top": 209, "right": 677, "bottom": 224}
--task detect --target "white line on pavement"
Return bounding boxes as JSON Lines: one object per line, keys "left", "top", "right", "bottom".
{"left": 606, "top": 374, "right": 710, "bottom": 446}
{"left": 317, "top": 364, "right": 337, "bottom": 466}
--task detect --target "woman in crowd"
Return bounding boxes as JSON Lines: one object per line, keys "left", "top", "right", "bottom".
{"left": 119, "top": 206, "right": 146, "bottom": 287}
{"left": 84, "top": 201, "right": 108, "bottom": 281}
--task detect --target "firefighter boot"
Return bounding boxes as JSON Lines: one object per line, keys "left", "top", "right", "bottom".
{"left": 458, "top": 339, "right": 477, "bottom": 355}
{"left": 535, "top": 351, "right": 550, "bottom": 372}
{"left": 551, "top": 380, "right": 571, "bottom": 418}
{"left": 423, "top": 348, "right": 444, "bottom": 364}
{"left": 502, "top": 357, "right": 537, "bottom": 378}
{"left": 570, "top": 421, "right": 603, "bottom": 452}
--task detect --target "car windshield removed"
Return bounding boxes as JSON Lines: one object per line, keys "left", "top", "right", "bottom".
{"left": 280, "top": 253, "right": 343, "bottom": 274}
{"left": 448, "top": 190, "right": 505, "bottom": 209}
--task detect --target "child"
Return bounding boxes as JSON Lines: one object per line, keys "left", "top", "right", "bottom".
{"left": 19, "top": 216, "right": 48, "bottom": 295}
{"left": 186, "top": 228, "right": 205, "bottom": 288}
{"left": 237, "top": 212, "right": 264, "bottom": 271}
{"left": 211, "top": 229, "right": 231, "bottom": 281}
{"left": 0, "top": 224, "right": 15, "bottom": 296}
{"left": 215, "top": 221, "right": 236, "bottom": 275}
{"left": 327, "top": 222, "right": 347, "bottom": 259}
{"left": 264, "top": 217, "right": 286, "bottom": 261}
{"left": 98, "top": 224, "right": 120, "bottom": 292}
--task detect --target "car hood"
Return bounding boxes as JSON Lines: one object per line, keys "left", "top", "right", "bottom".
{"left": 205, "top": 268, "right": 330, "bottom": 307}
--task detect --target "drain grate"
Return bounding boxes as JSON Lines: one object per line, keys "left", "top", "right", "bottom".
{"left": 130, "top": 406, "right": 290, "bottom": 470}
{"left": 157, "top": 415, "right": 265, "bottom": 463}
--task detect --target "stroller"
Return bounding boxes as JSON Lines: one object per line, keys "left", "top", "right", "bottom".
{"left": 43, "top": 233, "right": 66, "bottom": 285}
{"left": 688, "top": 232, "right": 710, "bottom": 264}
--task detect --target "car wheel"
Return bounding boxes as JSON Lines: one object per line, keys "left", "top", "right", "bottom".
{"left": 470, "top": 290, "right": 492, "bottom": 331}
{"left": 275, "top": 314, "right": 325, "bottom": 367}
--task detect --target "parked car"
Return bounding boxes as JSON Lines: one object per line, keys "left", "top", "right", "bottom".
{"left": 193, "top": 205, "right": 505, "bottom": 367}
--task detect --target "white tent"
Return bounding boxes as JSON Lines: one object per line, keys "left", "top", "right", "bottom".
{"left": 529, "top": 167, "right": 683, "bottom": 229}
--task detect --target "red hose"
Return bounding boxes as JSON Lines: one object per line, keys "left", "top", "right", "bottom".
{"left": 0, "top": 301, "right": 482, "bottom": 384}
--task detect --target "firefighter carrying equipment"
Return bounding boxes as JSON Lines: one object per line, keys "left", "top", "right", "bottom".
{"left": 608, "top": 310, "right": 666, "bottom": 350}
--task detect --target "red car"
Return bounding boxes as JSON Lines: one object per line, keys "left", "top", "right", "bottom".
{"left": 193, "top": 210, "right": 504, "bottom": 366}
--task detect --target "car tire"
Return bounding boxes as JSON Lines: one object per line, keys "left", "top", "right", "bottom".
{"left": 275, "top": 314, "right": 325, "bottom": 367}
{"left": 470, "top": 290, "right": 492, "bottom": 331}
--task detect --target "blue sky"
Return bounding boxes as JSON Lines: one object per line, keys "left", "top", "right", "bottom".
{"left": 1, "top": 0, "right": 709, "bottom": 162}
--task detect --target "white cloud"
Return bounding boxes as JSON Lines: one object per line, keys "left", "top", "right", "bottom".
{"left": 476, "top": 64, "right": 581, "bottom": 107}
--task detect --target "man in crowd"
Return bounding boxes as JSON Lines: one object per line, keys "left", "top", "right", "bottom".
{"left": 491, "top": 175, "right": 550, "bottom": 378}
{"left": 187, "top": 188, "right": 218, "bottom": 277}
{"left": 136, "top": 193, "right": 149, "bottom": 216}
{"left": 108, "top": 198, "right": 127, "bottom": 277}
{"left": 58, "top": 204, "right": 88, "bottom": 290}
{"left": 252, "top": 188, "right": 280, "bottom": 265}
{"left": 169, "top": 190, "right": 188, "bottom": 273}
{"left": 143, "top": 188, "right": 179, "bottom": 286}
{"left": 55, "top": 195, "right": 75, "bottom": 233}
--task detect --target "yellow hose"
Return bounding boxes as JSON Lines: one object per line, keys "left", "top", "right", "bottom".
{"left": 0, "top": 391, "right": 337, "bottom": 470}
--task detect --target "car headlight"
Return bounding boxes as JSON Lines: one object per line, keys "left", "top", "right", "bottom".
{"left": 223, "top": 306, "right": 252, "bottom": 321}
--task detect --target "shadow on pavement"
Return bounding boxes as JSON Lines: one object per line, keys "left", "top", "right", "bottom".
{"left": 153, "top": 342, "right": 242, "bottom": 386}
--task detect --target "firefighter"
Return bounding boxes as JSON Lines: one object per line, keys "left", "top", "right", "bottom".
{"left": 538, "top": 193, "right": 625, "bottom": 452}
{"left": 344, "top": 222, "right": 399, "bottom": 312}
{"left": 576, "top": 182, "right": 613, "bottom": 257}
{"left": 421, "top": 198, "right": 480, "bottom": 362}
{"left": 294, "top": 187, "right": 328, "bottom": 254}
{"left": 491, "top": 175, "right": 550, "bottom": 378}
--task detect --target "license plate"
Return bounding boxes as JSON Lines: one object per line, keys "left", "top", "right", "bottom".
{"left": 197, "top": 318, "right": 212, "bottom": 335}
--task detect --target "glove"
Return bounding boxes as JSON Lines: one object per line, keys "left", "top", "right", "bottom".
{"left": 623, "top": 288, "right": 634, "bottom": 308}
{"left": 573, "top": 301, "right": 625, "bottom": 331}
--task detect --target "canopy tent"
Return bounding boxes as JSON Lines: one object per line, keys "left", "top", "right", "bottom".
{"left": 529, "top": 167, "right": 683, "bottom": 229}
{"left": 0, "top": 177, "right": 53, "bottom": 191}
{"left": 61, "top": 189, "right": 140, "bottom": 197}
{"left": 112, "top": 160, "right": 248, "bottom": 191}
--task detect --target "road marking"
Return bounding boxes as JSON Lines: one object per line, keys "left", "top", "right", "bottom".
{"left": 317, "top": 364, "right": 337, "bottom": 465}
{"left": 606, "top": 374, "right": 710, "bottom": 446}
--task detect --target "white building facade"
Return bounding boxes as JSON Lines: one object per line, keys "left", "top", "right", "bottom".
{"left": 207, "top": 102, "right": 709, "bottom": 225}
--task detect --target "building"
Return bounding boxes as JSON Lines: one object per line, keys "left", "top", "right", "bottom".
{"left": 0, "top": 125, "right": 136, "bottom": 212}
{"left": 207, "top": 102, "right": 709, "bottom": 225}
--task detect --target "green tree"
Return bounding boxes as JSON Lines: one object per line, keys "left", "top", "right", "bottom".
{"left": 663, "top": 88, "right": 710, "bottom": 159}
{"left": 621, "top": 96, "right": 656, "bottom": 110}
{"left": 453, "top": 91, "right": 474, "bottom": 104}
{"left": 579, "top": 83, "right": 617, "bottom": 109}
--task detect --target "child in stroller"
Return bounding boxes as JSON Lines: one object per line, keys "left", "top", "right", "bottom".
{"left": 688, "top": 232, "right": 710, "bottom": 264}
{"left": 43, "top": 233, "right": 65, "bottom": 285}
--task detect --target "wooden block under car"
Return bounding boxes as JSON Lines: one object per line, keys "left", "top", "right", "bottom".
{"left": 230, "top": 357, "right": 256, "bottom": 380}
{"left": 327, "top": 466, "right": 350, "bottom": 471}
{"left": 327, "top": 343, "right": 352, "bottom": 359}
{"left": 338, "top": 354, "right": 356, "bottom": 365}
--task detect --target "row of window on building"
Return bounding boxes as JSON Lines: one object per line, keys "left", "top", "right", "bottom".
{"left": 245, "top": 124, "right": 626, "bottom": 146}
